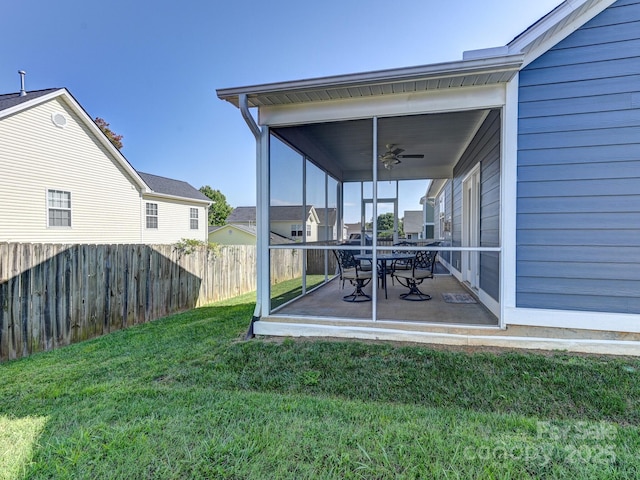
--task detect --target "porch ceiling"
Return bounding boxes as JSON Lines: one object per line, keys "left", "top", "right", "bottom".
{"left": 218, "top": 55, "right": 517, "bottom": 182}
{"left": 272, "top": 109, "right": 492, "bottom": 182}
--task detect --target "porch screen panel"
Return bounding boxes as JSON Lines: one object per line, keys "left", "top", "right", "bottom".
{"left": 269, "top": 135, "right": 304, "bottom": 245}
{"left": 269, "top": 135, "right": 305, "bottom": 310}
{"left": 343, "top": 182, "right": 364, "bottom": 239}
{"left": 306, "top": 160, "right": 325, "bottom": 243}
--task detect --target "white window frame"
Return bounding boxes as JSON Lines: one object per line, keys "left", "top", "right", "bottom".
{"left": 190, "top": 208, "right": 199, "bottom": 230}
{"left": 438, "top": 194, "right": 446, "bottom": 239}
{"left": 291, "top": 224, "right": 303, "bottom": 237}
{"left": 146, "top": 202, "right": 158, "bottom": 229}
{"left": 47, "top": 189, "right": 72, "bottom": 228}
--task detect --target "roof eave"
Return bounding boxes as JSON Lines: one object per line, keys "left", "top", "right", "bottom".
{"left": 217, "top": 54, "right": 525, "bottom": 108}
{"left": 0, "top": 88, "right": 65, "bottom": 119}
{"left": 143, "top": 191, "right": 212, "bottom": 205}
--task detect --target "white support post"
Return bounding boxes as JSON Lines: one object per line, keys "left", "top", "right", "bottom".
{"left": 258, "top": 127, "right": 271, "bottom": 316}
{"left": 302, "top": 158, "right": 307, "bottom": 295}
{"left": 372, "top": 117, "right": 378, "bottom": 321}
{"left": 500, "top": 74, "right": 519, "bottom": 328}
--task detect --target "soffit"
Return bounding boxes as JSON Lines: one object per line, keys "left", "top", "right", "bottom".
{"left": 217, "top": 55, "right": 523, "bottom": 109}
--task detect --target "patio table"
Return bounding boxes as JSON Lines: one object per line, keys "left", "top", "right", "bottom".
{"left": 355, "top": 253, "right": 414, "bottom": 299}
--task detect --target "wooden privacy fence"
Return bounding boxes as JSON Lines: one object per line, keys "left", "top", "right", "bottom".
{"left": 0, "top": 243, "right": 306, "bottom": 361}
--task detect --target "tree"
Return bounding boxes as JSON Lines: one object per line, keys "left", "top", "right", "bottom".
{"left": 376, "top": 213, "right": 395, "bottom": 232}
{"left": 376, "top": 213, "right": 404, "bottom": 237}
{"left": 95, "top": 117, "right": 124, "bottom": 150}
{"left": 199, "top": 186, "right": 232, "bottom": 226}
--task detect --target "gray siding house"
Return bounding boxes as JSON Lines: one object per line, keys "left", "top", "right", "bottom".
{"left": 217, "top": 0, "right": 640, "bottom": 355}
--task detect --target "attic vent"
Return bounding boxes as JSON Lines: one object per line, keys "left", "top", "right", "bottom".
{"left": 51, "top": 112, "right": 67, "bottom": 128}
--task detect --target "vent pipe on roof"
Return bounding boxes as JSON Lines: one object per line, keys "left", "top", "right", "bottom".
{"left": 18, "top": 70, "right": 27, "bottom": 97}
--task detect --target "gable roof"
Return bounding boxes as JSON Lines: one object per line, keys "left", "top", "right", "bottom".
{"left": 228, "top": 205, "right": 318, "bottom": 223}
{"left": 137, "top": 172, "right": 210, "bottom": 203}
{"left": 316, "top": 208, "right": 337, "bottom": 227}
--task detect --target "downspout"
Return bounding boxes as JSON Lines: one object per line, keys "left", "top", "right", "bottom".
{"left": 239, "top": 94, "right": 262, "bottom": 339}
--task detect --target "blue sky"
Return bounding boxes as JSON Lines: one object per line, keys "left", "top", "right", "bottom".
{"left": 1, "top": 0, "right": 563, "bottom": 212}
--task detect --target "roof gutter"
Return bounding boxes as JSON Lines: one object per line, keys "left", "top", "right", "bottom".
{"left": 238, "top": 93, "right": 262, "bottom": 337}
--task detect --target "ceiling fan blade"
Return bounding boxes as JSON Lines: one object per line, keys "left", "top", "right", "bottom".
{"left": 391, "top": 148, "right": 404, "bottom": 155}
{"left": 397, "top": 154, "right": 424, "bottom": 159}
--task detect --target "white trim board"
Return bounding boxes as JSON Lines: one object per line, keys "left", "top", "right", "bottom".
{"left": 253, "top": 321, "right": 640, "bottom": 356}
{"left": 259, "top": 85, "right": 507, "bottom": 127}
{"left": 505, "top": 306, "right": 640, "bottom": 334}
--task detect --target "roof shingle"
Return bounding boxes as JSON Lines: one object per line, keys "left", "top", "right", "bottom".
{"left": 0, "top": 89, "right": 61, "bottom": 113}
{"left": 137, "top": 172, "right": 210, "bottom": 202}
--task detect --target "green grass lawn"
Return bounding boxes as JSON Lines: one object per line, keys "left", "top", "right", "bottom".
{"left": 1, "top": 278, "right": 640, "bottom": 479}
{"left": 271, "top": 274, "right": 326, "bottom": 309}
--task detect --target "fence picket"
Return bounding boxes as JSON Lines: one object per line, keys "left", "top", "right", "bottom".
{"left": 0, "top": 242, "right": 311, "bottom": 361}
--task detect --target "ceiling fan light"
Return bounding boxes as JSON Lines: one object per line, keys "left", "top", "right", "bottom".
{"left": 382, "top": 158, "right": 397, "bottom": 170}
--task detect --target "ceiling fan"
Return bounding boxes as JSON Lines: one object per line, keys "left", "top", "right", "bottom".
{"left": 379, "top": 144, "right": 424, "bottom": 169}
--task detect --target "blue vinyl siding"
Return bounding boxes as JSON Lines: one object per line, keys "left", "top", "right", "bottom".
{"left": 516, "top": 0, "right": 640, "bottom": 314}
{"left": 451, "top": 110, "right": 501, "bottom": 301}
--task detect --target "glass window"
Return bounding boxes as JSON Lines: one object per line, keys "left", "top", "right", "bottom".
{"left": 271, "top": 136, "right": 304, "bottom": 244}
{"left": 47, "top": 189, "right": 71, "bottom": 227}
{"left": 190, "top": 208, "right": 198, "bottom": 229}
{"left": 146, "top": 202, "right": 158, "bottom": 229}
{"left": 291, "top": 224, "right": 303, "bottom": 237}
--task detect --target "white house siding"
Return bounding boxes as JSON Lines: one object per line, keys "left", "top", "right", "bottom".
{"left": 517, "top": 0, "right": 640, "bottom": 314}
{"left": 142, "top": 197, "right": 208, "bottom": 244}
{"left": 270, "top": 218, "right": 317, "bottom": 242}
{"left": 0, "top": 97, "right": 142, "bottom": 243}
{"left": 209, "top": 227, "right": 256, "bottom": 245}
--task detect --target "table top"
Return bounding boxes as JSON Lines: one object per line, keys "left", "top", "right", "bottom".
{"left": 355, "top": 253, "right": 414, "bottom": 262}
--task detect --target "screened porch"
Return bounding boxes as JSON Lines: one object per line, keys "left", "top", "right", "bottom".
{"left": 263, "top": 109, "right": 503, "bottom": 327}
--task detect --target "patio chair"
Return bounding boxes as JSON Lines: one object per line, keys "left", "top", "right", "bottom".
{"left": 391, "top": 250, "right": 437, "bottom": 301}
{"left": 333, "top": 249, "right": 373, "bottom": 302}
{"left": 389, "top": 241, "right": 414, "bottom": 285}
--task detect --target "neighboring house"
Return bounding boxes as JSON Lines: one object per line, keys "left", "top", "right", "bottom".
{"left": 208, "top": 224, "right": 292, "bottom": 245}
{"left": 136, "top": 172, "right": 211, "bottom": 244}
{"left": 228, "top": 205, "right": 322, "bottom": 242}
{"left": 402, "top": 211, "right": 423, "bottom": 240}
{"left": 316, "top": 208, "right": 338, "bottom": 241}
{"left": 0, "top": 87, "right": 210, "bottom": 244}
{"left": 218, "top": 0, "right": 640, "bottom": 354}
{"left": 419, "top": 195, "right": 436, "bottom": 240}
{"left": 344, "top": 223, "right": 362, "bottom": 237}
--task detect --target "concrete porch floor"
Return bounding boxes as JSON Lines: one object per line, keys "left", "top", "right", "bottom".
{"left": 272, "top": 274, "right": 498, "bottom": 326}
{"left": 258, "top": 274, "right": 640, "bottom": 356}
